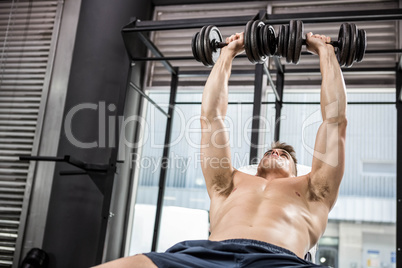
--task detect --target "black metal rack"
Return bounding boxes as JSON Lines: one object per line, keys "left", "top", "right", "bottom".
{"left": 19, "top": 155, "right": 120, "bottom": 263}
{"left": 121, "top": 8, "right": 402, "bottom": 266}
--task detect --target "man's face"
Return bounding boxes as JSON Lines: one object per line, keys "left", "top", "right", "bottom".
{"left": 258, "top": 149, "right": 296, "bottom": 176}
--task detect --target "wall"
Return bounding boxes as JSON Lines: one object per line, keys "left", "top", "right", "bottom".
{"left": 39, "top": 0, "right": 153, "bottom": 267}
{"left": 324, "top": 222, "right": 396, "bottom": 268}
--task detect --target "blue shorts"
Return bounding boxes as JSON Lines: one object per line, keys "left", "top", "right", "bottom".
{"left": 143, "top": 239, "right": 326, "bottom": 268}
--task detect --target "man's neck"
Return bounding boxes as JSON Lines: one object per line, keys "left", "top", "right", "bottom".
{"left": 256, "top": 170, "right": 293, "bottom": 181}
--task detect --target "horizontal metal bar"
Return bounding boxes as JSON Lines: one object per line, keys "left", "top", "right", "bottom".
{"left": 60, "top": 170, "right": 88, "bottom": 176}
{"left": 132, "top": 49, "right": 402, "bottom": 63}
{"left": 365, "top": 49, "right": 402, "bottom": 54}
{"left": 285, "top": 67, "right": 396, "bottom": 73}
{"left": 122, "top": 16, "right": 254, "bottom": 32}
{"left": 65, "top": 155, "right": 109, "bottom": 172}
{"left": 123, "top": 9, "right": 402, "bottom": 33}
{"left": 176, "top": 67, "right": 395, "bottom": 78}
{"left": 281, "top": 101, "right": 396, "bottom": 105}
{"left": 19, "top": 155, "right": 66, "bottom": 162}
{"left": 301, "top": 49, "right": 402, "bottom": 56}
{"left": 19, "top": 155, "right": 111, "bottom": 172}
{"left": 174, "top": 101, "right": 395, "bottom": 105}
{"left": 265, "top": 9, "right": 402, "bottom": 24}
{"left": 348, "top": 101, "right": 396, "bottom": 105}
{"left": 129, "top": 82, "right": 170, "bottom": 118}
{"left": 175, "top": 101, "right": 256, "bottom": 105}
{"left": 178, "top": 69, "right": 255, "bottom": 77}
{"left": 132, "top": 56, "right": 193, "bottom": 61}
{"left": 132, "top": 54, "right": 249, "bottom": 62}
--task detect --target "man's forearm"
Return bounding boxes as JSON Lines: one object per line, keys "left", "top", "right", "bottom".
{"left": 319, "top": 49, "right": 347, "bottom": 121}
{"left": 201, "top": 50, "right": 235, "bottom": 119}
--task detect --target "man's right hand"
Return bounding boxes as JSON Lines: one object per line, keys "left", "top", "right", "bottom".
{"left": 221, "top": 32, "right": 245, "bottom": 58}
{"left": 306, "top": 32, "right": 334, "bottom": 56}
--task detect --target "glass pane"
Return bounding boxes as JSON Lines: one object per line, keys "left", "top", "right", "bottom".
{"left": 316, "top": 247, "right": 338, "bottom": 267}
{"left": 262, "top": 93, "right": 277, "bottom": 154}
{"left": 158, "top": 103, "right": 210, "bottom": 251}
{"left": 279, "top": 92, "right": 396, "bottom": 268}
{"left": 128, "top": 92, "right": 168, "bottom": 255}
{"left": 156, "top": 93, "right": 254, "bottom": 252}
{"left": 227, "top": 103, "right": 253, "bottom": 167}
{"left": 175, "top": 89, "right": 255, "bottom": 103}
{"left": 279, "top": 94, "right": 321, "bottom": 166}
{"left": 347, "top": 91, "right": 395, "bottom": 102}
{"left": 282, "top": 91, "right": 395, "bottom": 103}
{"left": 283, "top": 92, "right": 320, "bottom": 103}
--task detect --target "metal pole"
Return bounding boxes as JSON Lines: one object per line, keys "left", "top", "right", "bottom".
{"left": 95, "top": 166, "right": 117, "bottom": 264}
{"left": 262, "top": 64, "right": 279, "bottom": 101}
{"left": 129, "top": 82, "right": 170, "bottom": 118}
{"left": 274, "top": 68, "right": 284, "bottom": 142}
{"left": 95, "top": 55, "right": 131, "bottom": 264}
{"left": 396, "top": 63, "right": 402, "bottom": 268}
{"left": 151, "top": 67, "right": 178, "bottom": 252}
{"left": 249, "top": 64, "right": 264, "bottom": 165}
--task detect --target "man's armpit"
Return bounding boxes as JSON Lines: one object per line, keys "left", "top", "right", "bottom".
{"left": 212, "top": 170, "right": 237, "bottom": 197}
{"left": 307, "top": 174, "right": 331, "bottom": 202}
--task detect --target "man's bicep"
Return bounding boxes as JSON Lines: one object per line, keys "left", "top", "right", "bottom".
{"left": 310, "top": 119, "right": 347, "bottom": 207}
{"left": 200, "top": 116, "right": 234, "bottom": 196}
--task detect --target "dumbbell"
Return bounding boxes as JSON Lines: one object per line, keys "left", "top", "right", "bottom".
{"left": 277, "top": 20, "right": 367, "bottom": 67}
{"left": 191, "top": 23, "right": 277, "bottom": 66}
{"left": 244, "top": 20, "right": 277, "bottom": 64}
{"left": 192, "top": 20, "right": 367, "bottom": 67}
{"left": 192, "top": 25, "right": 225, "bottom": 67}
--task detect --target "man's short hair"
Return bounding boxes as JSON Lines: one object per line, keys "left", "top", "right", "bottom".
{"left": 270, "top": 141, "right": 298, "bottom": 176}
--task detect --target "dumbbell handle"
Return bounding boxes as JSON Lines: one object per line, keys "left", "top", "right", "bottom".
{"left": 212, "top": 41, "right": 228, "bottom": 50}
{"left": 214, "top": 39, "right": 340, "bottom": 51}
{"left": 302, "top": 39, "right": 340, "bottom": 48}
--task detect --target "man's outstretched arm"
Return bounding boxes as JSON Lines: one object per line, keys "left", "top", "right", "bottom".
{"left": 307, "top": 33, "right": 347, "bottom": 209}
{"left": 200, "top": 33, "right": 244, "bottom": 198}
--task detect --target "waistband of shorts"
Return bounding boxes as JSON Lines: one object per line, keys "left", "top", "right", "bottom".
{"left": 218, "top": 239, "right": 297, "bottom": 256}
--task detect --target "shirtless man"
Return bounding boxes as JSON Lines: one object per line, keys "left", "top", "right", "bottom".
{"left": 95, "top": 30, "right": 347, "bottom": 267}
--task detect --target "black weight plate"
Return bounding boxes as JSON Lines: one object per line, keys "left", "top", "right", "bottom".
{"left": 335, "top": 24, "right": 343, "bottom": 65}
{"left": 293, "top": 20, "right": 303, "bottom": 64}
{"left": 287, "top": 20, "right": 296, "bottom": 63}
{"left": 337, "top": 23, "right": 350, "bottom": 67}
{"left": 355, "top": 27, "right": 361, "bottom": 63}
{"left": 250, "top": 20, "right": 261, "bottom": 63}
{"left": 209, "top": 26, "right": 223, "bottom": 65}
{"left": 280, "top": 25, "right": 286, "bottom": 58}
{"left": 267, "top": 25, "right": 277, "bottom": 56}
{"left": 192, "top": 32, "right": 201, "bottom": 62}
{"left": 346, "top": 23, "right": 357, "bottom": 67}
{"left": 203, "top": 25, "right": 214, "bottom": 66}
{"left": 356, "top": 29, "right": 367, "bottom": 62}
{"left": 244, "top": 20, "right": 256, "bottom": 63}
{"left": 258, "top": 24, "right": 266, "bottom": 57}
{"left": 197, "top": 26, "right": 209, "bottom": 66}
{"left": 283, "top": 24, "right": 289, "bottom": 60}
{"left": 253, "top": 21, "right": 266, "bottom": 63}
{"left": 262, "top": 25, "right": 269, "bottom": 56}
{"left": 276, "top": 25, "right": 284, "bottom": 57}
